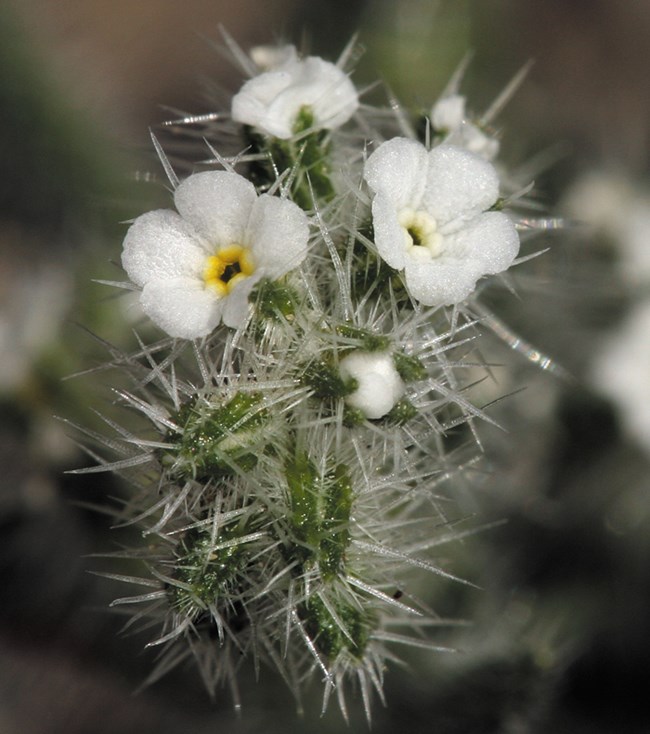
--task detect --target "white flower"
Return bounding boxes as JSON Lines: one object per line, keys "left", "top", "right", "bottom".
{"left": 363, "top": 138, "right": 519, "bottom": 306}
{"left": 431, "top": 94, "right": 499, "bottom": 160}
{"left": 231, "top": 54, "right": 358, "bottom": 139}
{"left": 339, "top": 351, "right": 405, "bottom": 420}
{"left": 121, "top": 171, "right": 309, "bottom": 338}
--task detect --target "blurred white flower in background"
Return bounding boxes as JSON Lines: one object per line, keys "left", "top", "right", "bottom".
{"left": 0, "top": 248, "right": 72, "bottom": 394}
{"left": 565, "top": 171, "right": 650, "bottom": 288}
{"left": 569, "top": 170, "right": 650, "bottom": 455}
{"left": 592, "top": 299, "right": 650, "bottom": 455}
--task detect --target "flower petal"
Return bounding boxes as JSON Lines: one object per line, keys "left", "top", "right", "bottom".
{"left": 443, "top": 211, "right": 519, "bottom": 274}
{"left": 371, "top": 192, "right": 408, "bottom": 270}
{"left": 422, "top": 145, "right": 499, "bottom": 227}
{"left": 232, "top": 70, "right": 295, "bottom": 138}
{"left": 246, "top": 195, "right": 310, "bottom": 277}
{"left": 121, "top": 210, "right": 207, "bottom": 287}
{"left": 296, "top": 58, "right": 358, "bottom": 130}
{"left": 221, "top": 272, "right": 263, "bottom": 329}
{"left": 403, "top": 257, "right": 484, "bottom": 306}
{"left": 139, "top": 278, "right": 223, "bottom": 339}
{"left": 364, "top": 137, "right": 429, "bottom": 211}
{"left": 174, "top": 171, "right": 257, "bottom": 247}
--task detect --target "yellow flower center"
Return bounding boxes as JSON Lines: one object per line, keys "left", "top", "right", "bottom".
{"left": 203, "top": 245, "right": 255, "bottom": 296}
{"left": 398, "top": 208, "right": 443, "bottom": 260}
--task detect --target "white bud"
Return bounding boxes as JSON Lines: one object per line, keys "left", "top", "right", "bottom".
{"left": 431, "top": 94, "right": 466, "bottom": 130}
{"left": 339, "top": 351, "right": 405, "bottom": 420}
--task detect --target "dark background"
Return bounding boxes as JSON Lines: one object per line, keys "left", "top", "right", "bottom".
{"left": 1, "top": 1, "right": 649, "bottom": 732}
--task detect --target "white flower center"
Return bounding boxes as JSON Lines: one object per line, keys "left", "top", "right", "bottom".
{"left": 203, "top": 245, "right": 255, "bottom": 297}
{"left": 398, "top": 208, "right": 443, "bottom": 260}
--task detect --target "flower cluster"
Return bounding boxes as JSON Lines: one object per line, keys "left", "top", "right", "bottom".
{"left": 84, "top": 39, "right": 538, "bottom": 719}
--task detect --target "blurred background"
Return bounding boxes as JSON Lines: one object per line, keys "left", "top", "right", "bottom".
{"left": 1, "top": 1, "right": 649, "bottom": 732}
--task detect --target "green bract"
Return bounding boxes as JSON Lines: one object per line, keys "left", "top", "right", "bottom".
{"left": 164, "top": 392, "right": 270, "bottom": 480}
